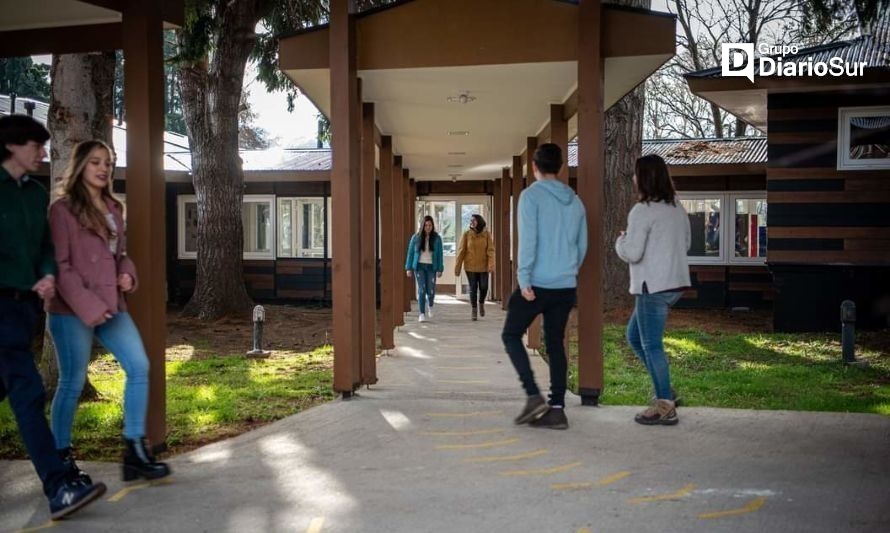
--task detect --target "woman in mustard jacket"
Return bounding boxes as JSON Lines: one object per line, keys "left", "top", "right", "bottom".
{"left": 455, "top": 214, "right": 495, "bottom": 320}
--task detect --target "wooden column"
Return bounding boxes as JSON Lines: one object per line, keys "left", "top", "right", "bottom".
{"left": 122, "top": 0, "right": 166, "bottom": 449}
{"left": 379, "top": 136, "right": 395, "bottom": 350}
{"left": 330, "top": 0, "right": 361, "bottom": 394}
{"left": 491, "top": 179, "right": 501, "bottom": 302}
{"left": 511, "top": 165, "right": 522, "bottom": 295}
{"left": 409, "top": 178, "right": 417, "bottom": 303}
{"left": 403, "top": 169, "right": 413, "bottom": 311}
{"left": 551, "top": 104, "right": 569, "bottom": 184}
{"left": 499, "top": 171, "right": 512, "bottom": 309}
{"left": 577, "top": 0, "right": 605, "bottom": 405}
{"left": 360, "top": 101, "right": 377, "bottom": 383}
{"left": 393, "top": 156, "right": 405, "bottom": 326}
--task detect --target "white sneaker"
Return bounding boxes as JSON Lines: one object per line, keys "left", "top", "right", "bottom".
{"left": 418, "top": 313, "right": 427, "bottom": 323}
{"left": 426, "top": 306, "right": 434, "bottom": 319}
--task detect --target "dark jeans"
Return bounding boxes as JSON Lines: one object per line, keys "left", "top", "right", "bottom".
{"left": 466, "top": 271, "right": 489, "bottom": 308}
{"left": 501, "top": 287, "right": 576, "bottom": 407}
{"left": 0, "top": 296, "right": 68, "bottom": 497}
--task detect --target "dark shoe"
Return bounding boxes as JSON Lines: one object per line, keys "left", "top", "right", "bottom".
{"left": 49, "top": 478, "right": 106, "bottom": 520}
{"left": 514, "top": 394, "right": 548, "bottom": 424}
{"left": 123, "top": 438, "right": 171, "bottom": 481}
{"left": 58, "top": 447, "right": 92, "bottom": 485}
{"left": 471, "top": 306, "right": 478, "bottom": 321}
{"left": 634, "top": 399, "right": 679, "bottom": 426}
{"left": 479, "top": 302, "right": 485, "bottom": 317}
{"left": 649, "top": 387, "right": 682, "bottom": 407}
{"left": 529, "top": 407, "right": 569, "bottom": 430}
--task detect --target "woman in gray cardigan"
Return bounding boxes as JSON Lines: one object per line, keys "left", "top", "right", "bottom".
{"left": 615, "top": 154, "right": 691, "bottom": 426}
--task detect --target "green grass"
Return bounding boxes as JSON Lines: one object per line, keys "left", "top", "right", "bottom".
{"left": 0, "top": 346, "right": 334, "bottom": 460}
{"left": 566, "top": 326, "right": 890, "bottom": 415}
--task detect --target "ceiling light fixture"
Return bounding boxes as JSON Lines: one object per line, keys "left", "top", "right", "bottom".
{"left": 447, "top": 164, "right": 464, "bottom": 168}
{"left": 448, "top": 131, "right": 470, "bottom": 136}
{"left": 447, "top": 151, "right": 467, "bottom": 156}
{"left": 447, "top": 92, "right": 476, "bottom": 104}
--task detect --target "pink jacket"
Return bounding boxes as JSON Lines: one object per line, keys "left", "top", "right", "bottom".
{"left": 48, "top": 198, "right": 138, "bottom": 326}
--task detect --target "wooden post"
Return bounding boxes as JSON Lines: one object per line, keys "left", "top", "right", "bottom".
{"left": 404, "top": 169, "right": 413, "bottom": 312}
{"left": 409, "top": 178, "right": 417, "bottom": 304}
{"left": 122, "top": 0, "right": 167, "bottom": 449}
{"left": 330, "top": 0, "right": 361, "bottom": 395}
{"left": 577, "top": 0, "right": 605, "bottom": 405}
{"left": 491, "top": 179, "right": 501, "bottom": 302}
{"left": 393, "top": 156, "right": 405, "bottom": 326}
{"left": 379, "top": 136, "right": 395, "bottom": 350}
{"left": 551, "top": 104, "right": 569, "bottom": 184}
{"left": 360, "top": 101, "right": 377, "bottom": 383}
{"left": 499, "top": 171, "right": 512, "bottom": 309}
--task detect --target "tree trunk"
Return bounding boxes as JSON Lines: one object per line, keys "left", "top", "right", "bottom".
{"left": 178, "top": 1, "right": 261, "bottom": 320}
{"left": 602, "top": 0, "right": 650, "bottom": 312}
{"left": 41, "top": 52, "right": 115, "bottom": 400}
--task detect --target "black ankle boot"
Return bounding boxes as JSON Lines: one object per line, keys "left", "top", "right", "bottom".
{"left": 58, "top": 447, "right": 92, "bottom": 485}
{"left": 123, "top": 438, "right": 171, "bottom": 481}
{"left": 471, "top": 306, "right": 477, "bottom": 321}
{"left": 479, "top": 301, "right": 485, "bottom": 317}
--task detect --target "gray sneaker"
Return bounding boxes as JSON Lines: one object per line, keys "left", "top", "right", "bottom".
{"left": 514, "top": 394, "right": 548, "bottom": 424}
{"left": 529, "top": 407, "right": 569, "bottom": 430}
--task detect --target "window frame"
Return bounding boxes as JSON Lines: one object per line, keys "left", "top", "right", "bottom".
{"left": 177, "top": 194, "right": 276, "bottom": 261}
{"left": 727, "top": 192, "right": 768, "bottom": 264}
{"left": 678, "top": 191, "right": 768, "bottom": 266}
{"left": 177, "top": 195, "right": 198, "bottom": 260}
{"left": 241, "top": 195, "right": 276, "bottom": 260}
{"left": 837, "top": 106, "right": 890, "bottom": 170}
{"left": 277, "top": 197, "right": 326, "bottom": 259}
{"left": 678, "top": 192, "right": 727, "bottom": 265}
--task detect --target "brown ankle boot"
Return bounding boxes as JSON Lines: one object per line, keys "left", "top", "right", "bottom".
{"left": 471, "top": 307, "right": 477, "bottom": 321}
{"left": 634, "top": 399, "right": 678, "bottom": 426}
{"left": 479, "top": 301, "right": 485, "bottom": 317}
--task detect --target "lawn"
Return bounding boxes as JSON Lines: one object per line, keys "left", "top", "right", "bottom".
{"left": 567, "top": 326, "right": 890, "bottom": 415}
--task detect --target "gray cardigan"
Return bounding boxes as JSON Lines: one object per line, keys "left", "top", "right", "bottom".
{"left": 615, "top": 200, "right": 691, "bottom": 295}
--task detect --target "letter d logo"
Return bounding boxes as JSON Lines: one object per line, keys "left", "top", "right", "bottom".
{"left": 722, "top": 43, "right": 755, "bottom": 83}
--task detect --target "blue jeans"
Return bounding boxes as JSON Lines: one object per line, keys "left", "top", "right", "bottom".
{"left": 626, "top": 291, "right": 683, "bottom": 400}
{"left": 415, "top": 263, "right": 437, "bottom": 314}
{"left": 48, "top": 312, "right": 150, "bottom": 447}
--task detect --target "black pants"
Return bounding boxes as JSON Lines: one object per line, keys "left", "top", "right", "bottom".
{"left": 501, "top": 287, "right": 576, "bottom": 407}
{"left": 0, "top": 296, "right": 68, "bottom": 497}
{"left": 466, "top": 272, "right": 489, "bottom": 308}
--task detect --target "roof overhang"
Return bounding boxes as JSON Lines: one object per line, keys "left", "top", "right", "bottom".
{"left": 279, "top": 0, "right": 675, "bottom": 181}
{"left": 686, "top": 69, "right": 890, "bottom": 133}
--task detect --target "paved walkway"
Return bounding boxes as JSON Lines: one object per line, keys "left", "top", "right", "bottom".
{"left": 2, "top": 296, "right": 889, "bottom": 532}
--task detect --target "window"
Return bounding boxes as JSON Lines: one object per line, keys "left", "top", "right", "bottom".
{"left": 177, "top": 195, "right": 275, "bottom": 260}
{"left": 416, "top": 199, "right": 457, "bottom": 256}
{"left": 678, "top": 192, "right": 767, "bottom": 265}
{"left": 838, "top": 106, "right": 890, "bottom": 170}
{"left": 278, "top": 198, "right": 325, "bottom": 258}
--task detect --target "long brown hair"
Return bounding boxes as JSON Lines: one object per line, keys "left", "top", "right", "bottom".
{"left": 634, "top": 154, "right": 677, "bottom": 206}
{"left": 58, "top": 140, "right": 122, "bottom": 238}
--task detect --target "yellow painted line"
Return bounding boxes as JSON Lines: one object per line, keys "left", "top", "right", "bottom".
{"left": 552, "top": 482, "right": 593, "bottom": 490}
{"left": 577, "top": 529, "right": 593, "bottom": 533}
{"left": 698, "top": 497, "right": 767, "bottom": 519}
{"left": 306, "top": 517, "right": 325, "bottom": 533}
{"left": 436, "top": 438, "right": 520, "bottom": 450}
{"left": 628, "top": 483, "right": 697, "bottom": 504}
{"left": 465, "top": 448, "right": 549, "bottom": 463}
{"left": 420, "top": 428, "right": 504, "bottom": 437}
{"left": 16, "top": 521, "right": 56, "bottom": 533}
{"left": 501, "top": 461, "right": 582, "bottom": 477}
{"left": 426, "top": 410, "right": 502, "bottom": 418}
{"left": 436, "top": 379, "right": 490, "bottom": 384}
{"left": 597, "top": 471, "right": 632, "bottom": 486}
{"left": 107, "top": 477, "right": 174, "bottom": 502}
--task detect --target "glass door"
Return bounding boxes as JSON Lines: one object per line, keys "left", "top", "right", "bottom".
{"left": 454, "top": 197, "right": 492, "bottom": 300}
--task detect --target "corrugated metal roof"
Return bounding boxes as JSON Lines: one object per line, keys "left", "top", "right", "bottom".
{"left": 686, "top": 16, "right": 890, "bottom": 79}
{"left": 567, "top": 137, "right": 767, "bottom": 167}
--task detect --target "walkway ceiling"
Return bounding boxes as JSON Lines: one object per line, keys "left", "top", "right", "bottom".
{"left": 280, "top": 0, "right": 675, "bottom": 181}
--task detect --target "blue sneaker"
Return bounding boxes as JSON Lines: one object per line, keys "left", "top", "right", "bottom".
{"left": 49, "top": 478, "right": 106, "bottom": 520}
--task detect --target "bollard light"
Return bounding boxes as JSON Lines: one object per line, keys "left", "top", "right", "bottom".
{"left": 247, "top": 304, "right": 271, "bottom": 358}
{"left": 840, "top": 300, "right": 866, "bottom": 367}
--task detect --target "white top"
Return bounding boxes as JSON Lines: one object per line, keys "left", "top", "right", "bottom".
{"left": 419, "top": 250, "right": 433, "bottom": 264}
{"left": 105, "top": 213, "right": 118, "bottom": 254}
{"left": 615, "top": 200, "right": 691, "bottom": 295}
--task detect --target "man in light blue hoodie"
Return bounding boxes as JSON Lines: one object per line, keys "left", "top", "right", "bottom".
{"left": 502, "top": 143, "right": 587, "bottom": 430}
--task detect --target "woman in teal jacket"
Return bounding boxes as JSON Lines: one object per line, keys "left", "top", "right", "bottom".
{"left": 405, "top": 215, "right": 444, "bottom": 322}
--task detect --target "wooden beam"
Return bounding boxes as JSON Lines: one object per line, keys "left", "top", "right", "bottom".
{"left": 404, "top": 169, "right": 413, "bottom": 312}
{"left": 551, "top": 104, "right": 569, "bottom": 183}
{"left": 499, "top": 173, "right": 512, "bottom": 309}
{"left": 393, "top": 155, "right": 405, "bottom": 326}
{"left": 330, "top": 0, "right": 361, "bottom": 394}
{"left": 360, "top": 101, "right": 377, "bottom": 383}
{"left": 379, "top": 136, "right": 395, "bottom": 350}
{"left": 0, "top": 24, "right": 122, "bottom": 56}
{"left": 576, "top": 0, "right": 605, "bottom": 406}
{"left": 121, "top": 0, "right": 166, "bottom": 448}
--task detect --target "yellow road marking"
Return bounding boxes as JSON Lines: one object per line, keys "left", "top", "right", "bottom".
{"left": 698, "top": 497, "right": 767, "bottom": 519}
{"left": 597, "top": 471, "right": 632, "bottom": 486}
{"left": 420, "top": 428, "right": 504, "bottom": 437}
{"left": 307, "top": 517, "right": 325, "bottom": 533}
{"left": 628, "top": 483, "right": 697, "bottom": 504}
{"left": 436, "top": 380, "right": 490, "bottom": 384}
{"left": 108, "top": 478, "right": 173, "bottom": 502}
{"left": 426, "top": 410, "right": 502, "bottom": 418}
{"left": 552, "top": 482, "right": 593, "bottom": 490}
{"left": 465, "top": 448, "right": 549, "bottom": 463}
{"left": 577, "top": 529, "right": 593, "bottom": 533}
{"left": 16, "top": 521, "right": 56, "bottom": 533}
{"left": 501, "top": 461, "right": 582, "bottom": 476}
{"left": 436, "top": 438, "right": 520, "bottom": 450}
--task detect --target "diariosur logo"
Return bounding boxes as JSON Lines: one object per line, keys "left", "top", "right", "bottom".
{"left": 721, "top": 43, "right": 868, "bottom": 82}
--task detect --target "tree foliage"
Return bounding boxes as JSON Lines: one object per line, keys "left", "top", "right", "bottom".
{"left": 0, "top": 57, "right": 50, "bottom": 101}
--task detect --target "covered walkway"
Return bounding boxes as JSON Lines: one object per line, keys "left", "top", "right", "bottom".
{"left": 3, "top": 297, "right": 889, "bottom": 532}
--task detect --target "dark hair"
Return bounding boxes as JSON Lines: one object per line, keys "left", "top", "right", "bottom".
{"left": 471, "top": 214, "right": 486, "bottom": 233}
{"left": 58, "top": 140, "right": 122, "bottom": 238}
{"left": 416, "top": 215, "right": 438, "bottom": 252}
{"left": 0, "top": 114, "right": 50, "bottom": 161}
{"left": 533, "top": 143, "right": 563, "bottom": 175}
{"left": 634, "top": 154, "right": 677, "bottom": 205}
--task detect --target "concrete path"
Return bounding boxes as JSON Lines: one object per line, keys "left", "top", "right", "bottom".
{"left": 2, "top": 295, "right": 889, "bottom": 532}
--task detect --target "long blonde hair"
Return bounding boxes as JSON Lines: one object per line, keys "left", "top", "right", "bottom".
{"left": 58, "top": 140, "right": 123, "bottom": 238}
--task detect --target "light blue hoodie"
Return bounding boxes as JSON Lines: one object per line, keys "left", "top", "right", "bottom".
{"left": 517, "top": 178, "right": 588, "bottom": 290}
